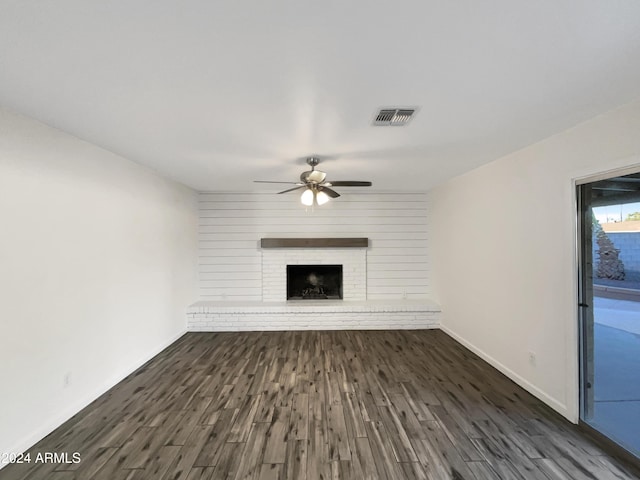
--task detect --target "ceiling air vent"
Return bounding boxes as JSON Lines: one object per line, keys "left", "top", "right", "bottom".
{"left": 373, "top": 108, "right": 417, "bottom": 126}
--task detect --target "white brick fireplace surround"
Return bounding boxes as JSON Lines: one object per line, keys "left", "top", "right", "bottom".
{"left": 262, "top": 248, "right": 366, "bottom": 301}
{"left": 188, "top": 244, "right": 441, "bottom": 331}
{"left": 189, "top": 192, "right": 441, "bottom": 331}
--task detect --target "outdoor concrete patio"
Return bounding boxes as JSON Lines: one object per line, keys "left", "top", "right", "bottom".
{"left": 593, "top": 296, "right": 640, "bottom": 456}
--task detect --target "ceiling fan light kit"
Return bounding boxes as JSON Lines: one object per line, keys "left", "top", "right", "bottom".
{"left": 301, "top": 187, "right": 331, "bottom": 207}
{"left": 254, "top": 157, "right": 372, "bottom": 207}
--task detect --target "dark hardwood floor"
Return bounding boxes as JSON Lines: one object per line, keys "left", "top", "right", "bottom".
{"left": 1, "top": 330, "right": 638, "bottom": 480}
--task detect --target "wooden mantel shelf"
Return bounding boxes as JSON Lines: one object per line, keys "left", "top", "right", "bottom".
{"left": 260, "top": 237, "right": 369, "bottom": 248}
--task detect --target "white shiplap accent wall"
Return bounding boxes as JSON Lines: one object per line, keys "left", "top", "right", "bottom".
{"left": 198, "top": 192, "right": 430, "bottom": 301}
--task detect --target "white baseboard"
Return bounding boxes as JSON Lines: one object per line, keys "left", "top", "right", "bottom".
{"left": 1, "top": 329, "right": 187, "bottom": 470}
{"left": 439, "top": 324, "right": 572, "bottom": 422}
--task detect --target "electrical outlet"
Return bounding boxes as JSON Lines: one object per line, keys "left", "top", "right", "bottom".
{"left": 528, "top": 351, "right": 536, "bottom": 366}
{"left": 63, "top": 372, "right": 72, "bottom": 388}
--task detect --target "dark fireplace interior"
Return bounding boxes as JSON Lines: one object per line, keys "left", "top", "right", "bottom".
{"left": 287, "top": 265, "right": 343, "bottom": 300}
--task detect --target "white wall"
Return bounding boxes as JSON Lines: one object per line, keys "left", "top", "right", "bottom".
{"left": 0, "top": 108, "right": 198, "bottom": 458}
{"left": 198, "top": 192, "right": 430, "bottom": 301}
{"left": 430, "top": 98, "right": 640, "bottom": 421}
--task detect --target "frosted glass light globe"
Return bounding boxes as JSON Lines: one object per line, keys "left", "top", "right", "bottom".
{"left": 301, "top": 188, "right": 314, "bottom": 206}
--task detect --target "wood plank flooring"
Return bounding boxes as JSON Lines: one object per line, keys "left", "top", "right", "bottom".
{"left": 1, "top": 330, "right": 638, "bottom": 480}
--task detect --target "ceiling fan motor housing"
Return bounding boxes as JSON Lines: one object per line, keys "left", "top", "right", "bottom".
{"left": 301, "top": 170, "right": 326, "bottom": 184}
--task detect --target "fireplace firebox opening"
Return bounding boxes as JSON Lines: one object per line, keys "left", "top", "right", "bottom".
{"left": 287, "top": 265, "right": 343, "bottom": 300}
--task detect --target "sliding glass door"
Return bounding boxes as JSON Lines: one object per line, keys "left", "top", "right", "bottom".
{"left": 578, "top": 172, "right": 640, "bottom": 458}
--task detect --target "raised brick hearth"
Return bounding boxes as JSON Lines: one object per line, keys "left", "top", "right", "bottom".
{"left": 187, "top": 299, "right": 440, "bottom": 331}
{"left": 189, "top": 242, "right": 441, "bottom": 331}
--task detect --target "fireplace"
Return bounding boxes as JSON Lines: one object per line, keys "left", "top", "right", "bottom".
{"left": 287, "top": 265, "right": 343, "bottom": 300}
{"left": 262, "top": 249, "right": 365, "bottom": 302}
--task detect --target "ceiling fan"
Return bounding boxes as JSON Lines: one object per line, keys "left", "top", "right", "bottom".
{"left": 254, "top": 157, "right": 372, "bottom": 206}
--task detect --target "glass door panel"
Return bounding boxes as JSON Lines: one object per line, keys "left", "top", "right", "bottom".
{"left": 578, "top": 172, "right": 640, "bottom": 458}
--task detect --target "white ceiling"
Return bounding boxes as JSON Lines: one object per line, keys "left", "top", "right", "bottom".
{"left": 2, "top": 1, "right": 640, "bottom": 192}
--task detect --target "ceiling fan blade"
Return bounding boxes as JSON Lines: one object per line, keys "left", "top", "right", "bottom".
{"left": 319, "top": 186, "right": 340, "bottom": 198}
{"left": 326, "top": 181, "right": 372, "bottom": 187}
{"left": 254, "top": 180, "right": 302, "bottom": 184}
{"left": 277, "top": 186, "right": 307, "bottom": 194}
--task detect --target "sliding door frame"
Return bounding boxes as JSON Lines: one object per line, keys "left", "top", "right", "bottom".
{"left": 576, "top": 183, "right": 594, "bottom": 420}
{"left": 574, "top": 163, "right": 640, "bottom": 469}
